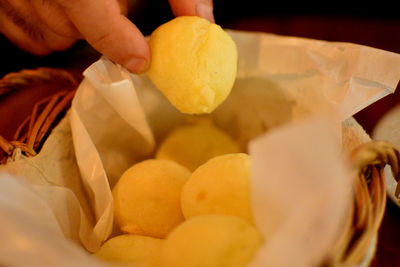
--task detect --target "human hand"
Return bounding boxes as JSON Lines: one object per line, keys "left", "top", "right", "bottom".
{"left": 0, "top": 0, "right": 214, "bottom": 73}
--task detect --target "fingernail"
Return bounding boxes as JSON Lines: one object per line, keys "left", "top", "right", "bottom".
{"left": 196, "top": 3, "right": 215, "bottom": 23}
{"left": 125, "top": 57, "right": 149, "bottom": 73}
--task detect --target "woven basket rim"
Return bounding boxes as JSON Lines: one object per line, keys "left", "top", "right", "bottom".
{"left": 0, "top": 68, "right": 80, "bottom": 163}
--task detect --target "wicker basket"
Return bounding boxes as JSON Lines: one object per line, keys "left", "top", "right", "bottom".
{"left": 0, "top": 68, "right": 79, "bottom": 164}
{"left": 0, "top": 68, "right": 399, "bottom": 267}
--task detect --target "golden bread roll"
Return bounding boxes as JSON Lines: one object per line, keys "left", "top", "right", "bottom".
{"left": 113, "top": 159, "right": 190, "bottom": 238}
{"left": 148, "top": 16, "right": 237, "bottom": 114}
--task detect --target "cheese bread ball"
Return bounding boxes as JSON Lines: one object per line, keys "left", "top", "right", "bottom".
{"left": 156, "top": 121, "right": 240, "bottom": 171}
{"left": 113, "top": 159, "right": 190, "bottom": 238}
{"left": 158, "top": 215, "right": 262, "bottom": 267}
{"left": 148, "top": 16, "right": 238, "bottom": 114}
{"left": 94, "top": 234, "right": 163, "bottom": 267}
{"left": 181, "top": 153, "right": 253, "bottom": 223}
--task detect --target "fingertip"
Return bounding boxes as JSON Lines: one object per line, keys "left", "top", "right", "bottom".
{"left": 59, "top": 0, "right": 151, "bottom": 73}
{"left": 195, "top": 3, "right": 215, "bottom": 23}
{"left": 169, "top": 0, "right": 215, "bottom": 23}
{"left": 124, "top": 57, "right": 150, "bottom": 74}
{"left": 120, "top": 26, "right": 151, "bottom": 73}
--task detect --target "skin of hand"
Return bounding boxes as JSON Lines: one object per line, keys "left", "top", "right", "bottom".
{"left": 0, "top": 0, "right": 214, "bottom": 73}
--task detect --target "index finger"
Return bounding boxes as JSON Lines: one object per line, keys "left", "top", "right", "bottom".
{"left": 57, "top": 0, "right": 150, "bottom": 73}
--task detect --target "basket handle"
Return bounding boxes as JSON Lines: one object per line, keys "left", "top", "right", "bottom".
{"left": 330, "top": 141, "right": 400, "bottom": 266}
{"left": 350, "top": 140, "right": 400, "bottom": 199}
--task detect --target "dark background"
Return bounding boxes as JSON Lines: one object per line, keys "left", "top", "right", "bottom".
{"left": 1, "top": 1, "right": 400, "bottom": 266}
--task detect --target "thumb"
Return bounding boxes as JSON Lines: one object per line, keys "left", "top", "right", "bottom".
{"left": 57, "top": 0, "right": 150, "bottom": 73}
{"left": 168, "top": 0, "right": 215, "bottom": 23}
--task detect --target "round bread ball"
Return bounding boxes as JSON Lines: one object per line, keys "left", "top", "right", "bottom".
{"left": 113, "top": 159, "right": 191, "bottom": 238}
{"left": 181, "top": 153, "right": 253, "bottom": 223}
{"left": 94, "top": 234, "right": 163, "bottom": 267}
{"left": 156, "top": 121, "right": 240, "bottom": 171}
{"left": 147, "top": 16, "right": 238, "bottom": 114}
{"left": 158, "top": 215, "right": 262, "bottom": 267}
